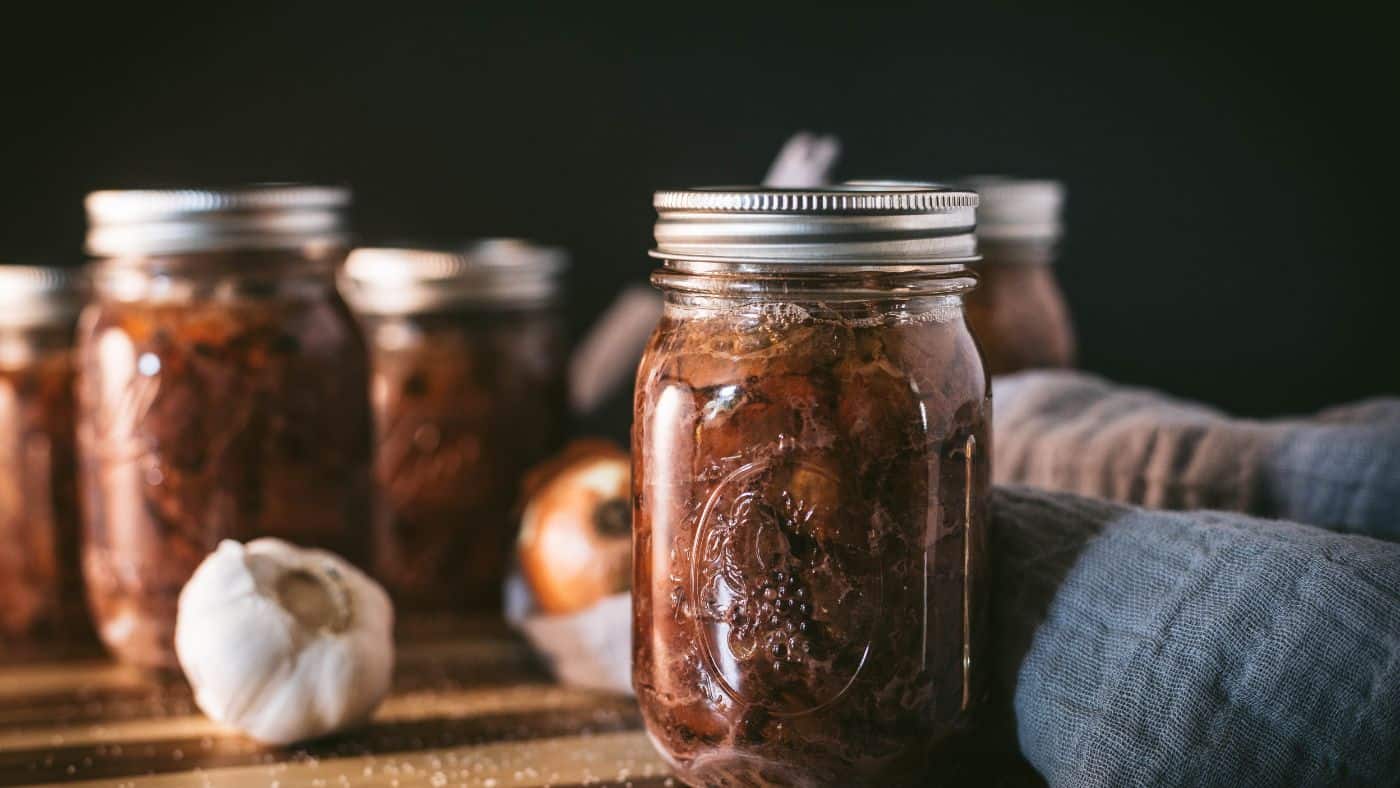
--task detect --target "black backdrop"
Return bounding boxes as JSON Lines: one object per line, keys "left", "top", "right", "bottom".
{"left": 3, "top": 4, "right": 1395, "bottom": 431}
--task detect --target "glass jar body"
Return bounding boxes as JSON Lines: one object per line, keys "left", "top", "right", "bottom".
{"left": 361, "top": 305, "right": 568, "bottom": 611}
{"left": 964, "top": 241, "right": 1075, "bottom": 375}
{"left": 0, "top": 322, "right": 85, "bottom": 640}
{"left": 632, "top": 268, "right": 991, "bottom": 786}
{"left": 75, "top": 249, "right": 372, "bottom": 667}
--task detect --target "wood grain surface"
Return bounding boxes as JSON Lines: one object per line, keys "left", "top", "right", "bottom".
{"left": 0, "top": 618, "right": 1043, "bottom": 787}
{"left": 0, "top": 618, "right": 671, "bottom": 787}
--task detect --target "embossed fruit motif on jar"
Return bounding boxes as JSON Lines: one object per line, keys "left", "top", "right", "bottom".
{"left": 76, "top": 186, "right": 372, "bottom": 667}
{"left": 633, "top": 183, "right": 992, "bottom": 786}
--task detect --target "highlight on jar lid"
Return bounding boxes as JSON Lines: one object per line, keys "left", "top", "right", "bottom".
{"left": 0, "top": 264, "right": 86, "bottom": 326}
{"left": 651, "top": 181, "right": 979, "bottom": 265}
{"left": 957, "top": 175, "right": 1065, "bottom": 242}
{"left": 84, "top": 183, "right": 351, "bottom": 257}
{"left": 339, "top": 239, "right": 568, "bottom": 313}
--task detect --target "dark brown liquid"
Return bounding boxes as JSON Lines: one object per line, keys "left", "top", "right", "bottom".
{"left": 632, "top": 297, "right": 990, "bottom": 786}
{"left": 363, "top": 308, "right": 567, "bottom": 611}
{"left": 964, "top": 248, "right": 1075, "bottom": 376}
{"left": 76, "top": 283, "right": 371, "bottom": 667}
{"left": 0, "top": 336, "right": 85, "bottom": 640}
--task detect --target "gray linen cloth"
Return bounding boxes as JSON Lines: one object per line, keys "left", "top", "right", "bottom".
{"left": 994, "top": 371, "right": 1400, "bottom": 539}
{"left": 992, "top": 485, "right": 1400, "bottom": 786}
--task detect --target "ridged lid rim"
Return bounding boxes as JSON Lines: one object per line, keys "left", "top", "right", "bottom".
{"left": 654, "top": 183, "right": 978, "bottom": 214}
{"left": 0, "top": 263, "right": 79, "bottom": 290}
{"left": 955, "top": 175, "right": 1065, "bottom": 242}
{"left": 85, "top": 184, "right": 350, "bottom": 222}
{"left": 0, "top": 264, "right": 85, "bottom": 324}
{"left": 84, "top": 183, "right": 352, "bottom": 256}
{"left": 343, "top": 240, "right": 567, "bottom": 283}
{"left": 652, "top": 181, "right": 980, "bottom": 265}
{"left": 340, "top": 240, "right": 567, "bottom": 313}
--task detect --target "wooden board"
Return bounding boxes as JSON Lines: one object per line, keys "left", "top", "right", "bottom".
{"left": 0, "top": 619, "right": 671, "bottom": 787}
{"left": 0, "top": 618, "right": 1044, "bottom": 787}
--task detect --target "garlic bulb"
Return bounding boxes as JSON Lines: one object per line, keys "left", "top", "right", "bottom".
{"left": 175, "top": 539, "right": 394, "bottom": 744}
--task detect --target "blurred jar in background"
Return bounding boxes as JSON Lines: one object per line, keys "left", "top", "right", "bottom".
{"left": 960, "top": 177, "right": 1075, "bottom": 374}
{"left": 0, "top": 265, "right": 86, "bottom": 641}
{"left": 340, "top": 242, "right": 569, "bottom": 613}
{"left": 78, "top": 186, "right": 372, "bottom": 667}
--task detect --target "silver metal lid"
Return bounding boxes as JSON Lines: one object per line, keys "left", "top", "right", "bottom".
{"left": 85, "top": 184, "right": 351, "bottom": 257}
{"left": 957, "top": 176, "right": 1064, "bottom": 242}
{"left": 0, "top": 264, "right": 85, "bottom": 326}
{"left": 340, "top": 239, "right": 567, "bottom": 313}
{"left": 651, "top": 182, "right": 979, "bottom": 265}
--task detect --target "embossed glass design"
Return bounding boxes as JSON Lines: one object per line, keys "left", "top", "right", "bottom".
{"left": 76, "top": 249, "right": 372, "bottom": 667}
{"left": 633, "top": 268, "right": 991, "bottom": 786}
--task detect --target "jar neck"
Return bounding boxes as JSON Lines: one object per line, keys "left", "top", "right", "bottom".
{"left": 653, "top": 260, "right": 976, "bottom": 323}
{"left": 90, "top": 246, "right": 345, "bottom": 303}
{"left": 653, "top": 260, "right": 976, "bottom": 297}
{"left": 357, "top": 298, "right": 561, "bottom": 322}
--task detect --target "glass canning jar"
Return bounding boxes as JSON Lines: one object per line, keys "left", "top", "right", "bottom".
{"left": 959, "top": 176, "right": 1075, "bottom": 375}
{"left": 633, "top": 184, "right": 992, "bottom": 786}
{"left": 0, "top": 265, "right": 87, "bottom": 641}
{"left": 340, "top": 241, "right": 569, "bottom": 612}
{"left": 77, "top": 185, "right": 372, "bottom": 667}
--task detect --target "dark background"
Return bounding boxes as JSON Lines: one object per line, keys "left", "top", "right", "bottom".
{"left": 3, "top": 4, "right": 1395, "bottom": 425}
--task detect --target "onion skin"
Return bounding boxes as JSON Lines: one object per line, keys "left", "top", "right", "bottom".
{"left": 517, "top": 439, "right": 632, "bottom": 615}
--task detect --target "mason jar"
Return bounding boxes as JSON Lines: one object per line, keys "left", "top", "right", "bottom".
{"left": 959, "top": 176, "right": 1075, "bottom": 375}
{"left": 0, "top": 265, "right": 86, "bottom": 641}
{"left": 633, "top": 184, "right": 991, "bottom": 786}
{"left": 340, "top": 241, "right": 569, "bottom": 612}
{"left": 77, "top": 185, "right": 372, "bottom": 667}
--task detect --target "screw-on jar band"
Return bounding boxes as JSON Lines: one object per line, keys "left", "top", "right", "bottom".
{"left": 0, "top": 264, "right": 85, "bottom": 326}
{"left": 340, "top": 239, "right": 567, "bottom": 313}
{"left": 85, "top": 184, "right": 351, "bottom": 257}
{"left": 956, "top": 176, "right": 1064, "bottom": 243}
{"left": 651, "top": 182, "right": 979, "bottom": 265}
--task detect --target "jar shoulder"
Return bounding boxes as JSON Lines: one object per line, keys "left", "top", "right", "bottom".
{"left": 76, "top": 293, "right": 365, "bottom": 358}
{"left": 636, "top": 307, "right": 989, "bottom": 436}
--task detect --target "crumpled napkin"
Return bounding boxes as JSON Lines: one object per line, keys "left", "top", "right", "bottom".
{"left": 992, "top": 485, "right": 1400, "bottom": 786}
{"left": 503, "top": 573, "right": 632, "bottom": 695}
{"left": 504, "top": 485, "right": 1400, "bottom": 784}
{"left": 994, "top": 370, "right": 1400, "bottom": 540}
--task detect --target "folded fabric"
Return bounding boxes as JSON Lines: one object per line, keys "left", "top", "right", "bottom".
{"left": 993, "top": 370, "right": 1400, "bottom": 540}
{"left": 991, "top": 485, "right": 1400, "bottom": 786}
{"left": 502, "top": 573, "right": 633, "bottom": 695}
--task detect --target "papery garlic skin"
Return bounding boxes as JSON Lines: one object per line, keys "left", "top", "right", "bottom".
{"left": 176, "top": 539, "right": 394, "bottom": 745}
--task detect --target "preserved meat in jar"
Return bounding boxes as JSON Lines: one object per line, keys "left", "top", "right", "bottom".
{"left": 960, "top": 176, "right": 1075, "bottom": 375}
{"left": 0, "top": 265, "right": 86, "bottom": 640}
{"left": 634, "top": 184, "right": 991, "bottom": 786}
{"left": 77, "top": 186, "right": 371, "bottom": 667}
{"left": 340, "top": 242, "right": 568, "bottom": 611}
